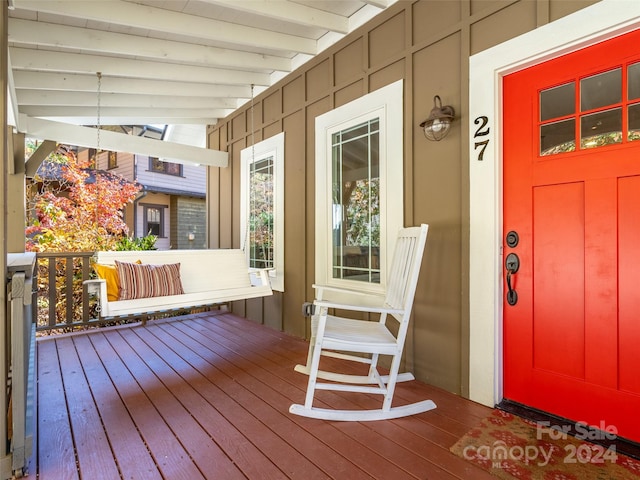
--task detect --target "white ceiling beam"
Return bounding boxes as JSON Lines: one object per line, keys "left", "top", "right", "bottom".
{"left": 362, "top": 0, "right": 393, "bottom": 9}
{"left": 12, "top": 0, "right": 318, "bottom": 55}
{"left": 10, "top": 48, "right": 271, "bottom": 86}
{"left": 16, "top": 90, "right": 238, "bottom": 109}
{"left": 20, "top": 115, "right": 228, "bottom": 167}
{"left": 8, "top": 18, "right": 292, "bottom": 73}
{"left": 200, "top": 0, "right": 349, "bottom": 34}
{"left": 12, "top": 71, "right": 251, "bottom": 98}
{"left": 19, "top": 106, "right": 231, "bottom": 122}
{"left": 30, "top": 116, "right": 219, "bottom": 126}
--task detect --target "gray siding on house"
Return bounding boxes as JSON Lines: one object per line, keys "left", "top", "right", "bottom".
{"left": 170, "top": 196, "right": 207, "bottom": 249}
{"left": 136, "top": 156, "right": 206, "bottom": 194}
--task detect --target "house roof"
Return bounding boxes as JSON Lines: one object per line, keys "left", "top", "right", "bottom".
{"left": 7, "top": 0, "right": 396, "bottom": 166}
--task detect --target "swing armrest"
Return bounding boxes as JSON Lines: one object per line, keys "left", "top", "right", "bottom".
{"left": 249, "top": 268, "right": 271, "bottom": 287}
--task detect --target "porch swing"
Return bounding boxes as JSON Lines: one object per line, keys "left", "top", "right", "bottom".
{"left": 85, "top": 79, "right": 273, "bottom": 320}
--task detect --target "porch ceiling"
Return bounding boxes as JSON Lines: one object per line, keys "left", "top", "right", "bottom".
{"left": 7, "top": 0, "right": 395, "bottom": 159}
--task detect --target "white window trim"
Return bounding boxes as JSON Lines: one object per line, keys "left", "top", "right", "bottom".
{"left": 315, "top": 79, "right": 404, "bottom": 295}
{"left": 468, "top": 0, "right": 640, "bottom": 408}
{"left": 240, "top": 132, "right": 285, "bottom": 292}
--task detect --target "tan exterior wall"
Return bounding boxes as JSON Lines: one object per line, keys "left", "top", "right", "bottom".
{"left": 207, "top": 0, "right": 599, "bottom": 396}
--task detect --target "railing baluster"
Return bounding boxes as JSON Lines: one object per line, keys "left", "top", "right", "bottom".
{"left": 82, "top": 256, "right": 92, "bottom": 323}
{"left": 47, "top": 257, "right": 56, "bottom": 328}
{"left": 65, "top": 257, "right": 74, "bottom": 325}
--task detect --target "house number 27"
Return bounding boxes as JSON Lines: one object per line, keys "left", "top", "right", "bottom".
{"left": 474, "top": 116, "right": 490, "bottom": 161}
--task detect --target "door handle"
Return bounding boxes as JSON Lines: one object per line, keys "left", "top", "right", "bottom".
{"left": 505, "top": 253, "right": 519, "bottom": 306}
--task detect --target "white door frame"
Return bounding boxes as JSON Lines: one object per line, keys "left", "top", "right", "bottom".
{"left": 468, "top": 0, "right": 640, "bottom": 408}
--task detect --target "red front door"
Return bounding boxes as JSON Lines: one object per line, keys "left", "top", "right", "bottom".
{"left": 503, "top": 28, "right": 640, "bottom": 443}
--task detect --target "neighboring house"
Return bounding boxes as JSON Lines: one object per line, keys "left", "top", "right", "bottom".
{"left": 79, "top": 125, "right": 207, "bottom": 250}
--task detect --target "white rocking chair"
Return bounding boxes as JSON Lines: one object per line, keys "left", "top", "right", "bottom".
{"left": 290, "top": 224, "right": 436, "bottom": 421}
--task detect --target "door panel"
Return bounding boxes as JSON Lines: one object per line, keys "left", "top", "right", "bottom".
{"left": 619, "top": 175, "right": 640, "bottom": 395}
{"left": 533, "top": 182, "right": 584, "bottom": 378}
{"left": 503, "top": 28, "right": 640, "bottom": 442}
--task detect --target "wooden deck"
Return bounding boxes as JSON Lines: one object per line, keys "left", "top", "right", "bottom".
{"left": 36, "top": 312, "right": 495, "bottom": 480}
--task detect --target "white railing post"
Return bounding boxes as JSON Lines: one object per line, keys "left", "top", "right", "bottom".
{"left": 3, "top": 253, "right": 37, "bottom": 479}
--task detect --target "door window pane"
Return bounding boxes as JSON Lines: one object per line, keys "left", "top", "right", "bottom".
{"left": 629, "top": 62, "right": 640, "bottom": 101}
{"left": 580, "top": 108, "right": 622, "bottom": 149}
{"left": 580, "top": 68, "right": 621, "bottom": 111}
{"left": 629, "top": 103, "right": 640, "bottom": 142}
{"left": 331, "top": 119, "right": 380, "bottom": 284}
{"left": 540, "top": 119, "right": 575, "bottom": 156}
{"left": 540, "top": 83, "right": 575, "bottom": 121}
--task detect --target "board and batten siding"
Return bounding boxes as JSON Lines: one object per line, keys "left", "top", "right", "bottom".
{"left": 207, "top": 0, "right": 599, "bottom": 397}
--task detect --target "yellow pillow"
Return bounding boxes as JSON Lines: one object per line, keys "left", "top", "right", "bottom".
{"left": 94, "top": 263, "right": 120, "bottom": 301}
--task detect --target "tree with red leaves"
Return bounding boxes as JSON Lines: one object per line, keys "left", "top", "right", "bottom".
{"left": 26, "top": 147, "right": 141, "bottom": 252}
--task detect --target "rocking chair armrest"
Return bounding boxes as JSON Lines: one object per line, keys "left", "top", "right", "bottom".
{"left": 313, "top": 298, "right": 403, "bottom": 315}
{"left": 312, "top": 283, "right": 394, "bottom": 313}
{"left": 312, "top": 284, "right": 377, "bottom": 297}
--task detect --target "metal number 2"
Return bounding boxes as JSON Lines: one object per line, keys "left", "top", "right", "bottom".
{"left": 473, "top": 116, "right": 490, "bottom": 161}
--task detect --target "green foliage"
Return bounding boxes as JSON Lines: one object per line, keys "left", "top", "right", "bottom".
{"left": 345, "top": 178, "right": 380, "bottom": 247}
{"left": 115, "top": 234, "right": 158, "bottom": 251}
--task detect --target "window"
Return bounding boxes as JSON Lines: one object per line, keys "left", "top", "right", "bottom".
{"left": 539, "top": 62, "right": 640, "bottom": 156}
{"left": 315, "top": 80, "right": 404, "bottom": 295}
{"left": 143, "top": 205, "right": 164, "bottom": 237}
{"left": 331, "top": 119, "right": 381, "bottom": 283}
{"left": 240, "top": 132, "right": 284, "bottom": 292}
{"left": 108, "top": 151, "right": 118, "bottom": 169}
{"left": 150, "top": 157, "right": 182, "bottom": 176}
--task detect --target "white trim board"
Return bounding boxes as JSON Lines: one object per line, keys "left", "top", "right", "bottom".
{"left": 468, "top": 0, "right": 640, "bottom": 407}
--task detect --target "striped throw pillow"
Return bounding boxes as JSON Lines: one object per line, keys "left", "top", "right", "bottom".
{"left": 116, "top": 261, "right": 184, "bottom": 300}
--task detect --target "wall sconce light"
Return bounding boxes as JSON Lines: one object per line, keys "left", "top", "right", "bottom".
{"left": 420, "top": 95, "right": 455, "bottom": 141}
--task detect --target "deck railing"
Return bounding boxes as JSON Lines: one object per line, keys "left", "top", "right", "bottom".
{"left": 34, "top": 252, "right": 107, "bottom": 333}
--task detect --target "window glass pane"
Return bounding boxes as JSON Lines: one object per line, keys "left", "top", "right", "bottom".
{"left": 629, "top": 63, "right": 640, "bottom": 101}
{"left": 580, "top": 108, "right": 622, "bottom": 149}
{"left": 540, "top": 119, "right": 575, "bottom": 156}
{"left": 108, "top": 151, "right": 117, "bottom": 169}
{"left": 249, "top": 156, "right": 274, "bottom": 269}
{"left": 580, "top": 68, "right": 621, "bottom": 111}
{"left": 628, "top": 103, "right": 640, "bottom": 142}
{"left": 150, "top": 157, "right": 181, "bottom": 175}
{"left": 540, "top": 83, "right": 575, "bottom": 121}
{"left": 331, "top": 119, "right": 380, "bottom": 284}
{"left": 146, "top": 208, "right": 161, "bottom": 236}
